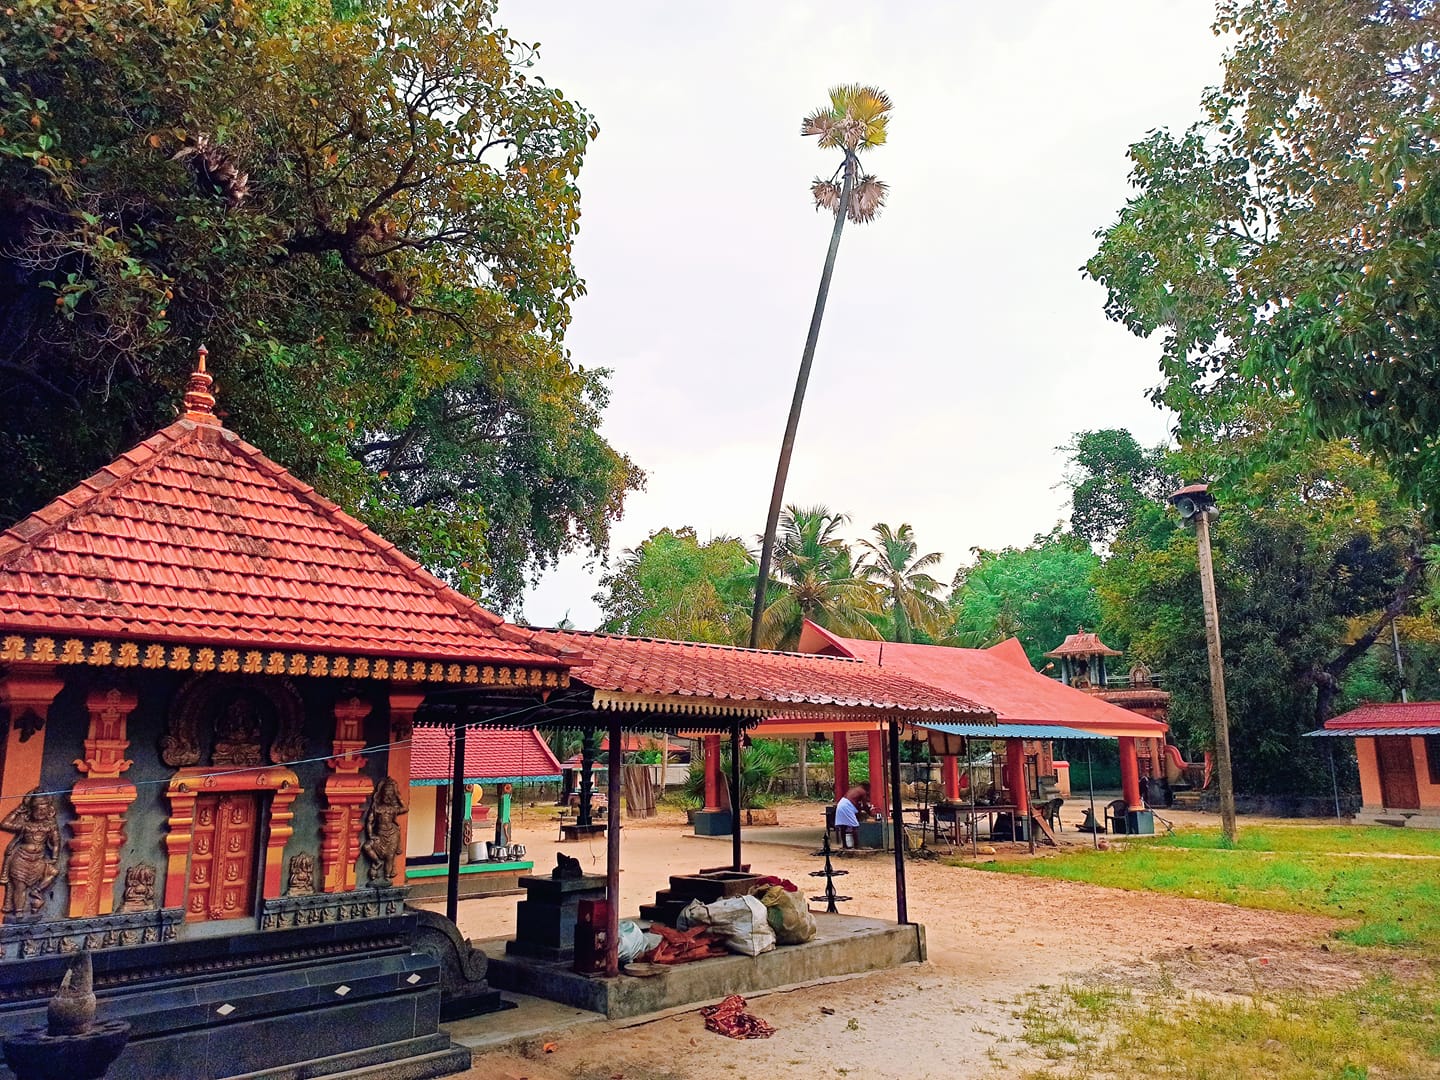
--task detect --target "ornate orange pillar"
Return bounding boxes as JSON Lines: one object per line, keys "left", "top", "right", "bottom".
{"left": 942, "top": 755, "right": 960, "bottom": 800}
{"left": 1119, "top": 736, "right": 1143, "bottom": 811}
{"left": 867, "top": 729, "right": 887, "bottom": 810}
{"left": 703, "top": 735, "right": 723, "bottom": 811}
{"left": 1006, "top": 740, "right": 1029, "bottom": 816}
{"left": 386, "top": 692, "right": 423, "bottom": 882}
{"left": 321, "top": 697, "right": 374, "bottom": 893}
{"left": 0, "top": 670, "right": 65, "bottom": 915}
{"left": 68, "top": 688, "right": 139, "bottom": 917}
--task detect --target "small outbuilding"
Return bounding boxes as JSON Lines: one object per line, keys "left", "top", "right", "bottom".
{"left": 1308, "top": 702, "right": 1440, "bottom": 828}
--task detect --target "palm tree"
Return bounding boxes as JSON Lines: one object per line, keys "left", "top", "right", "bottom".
{"left": 740, "top": 506, "right": 881, "bottom": 650}
{"left": 747, "top": 85, "right": 893, "bottom": 648}
{"left": 857, "top": 523, "right": 947, "bottom": 644}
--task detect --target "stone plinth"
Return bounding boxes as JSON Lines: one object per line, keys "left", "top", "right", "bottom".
{"left": 691, "top": 810, "right": 732, "bottom": 836}
{"left": 505, "top": 874, "right": 606, "bottom": 963}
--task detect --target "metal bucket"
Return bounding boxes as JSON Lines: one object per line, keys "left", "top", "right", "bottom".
{"left": 467, "top": 840, "right": 489, "bottom": 862}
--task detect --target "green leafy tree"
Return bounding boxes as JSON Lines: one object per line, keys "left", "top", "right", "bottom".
{"left": 0, "top": 0, "right": 639, "bottom": 610}
{"left": 1087, "top": 0, "right": 1440, "bottom": 515}
{"left": 1063, "top": 430, "right": 1175, "bottom": 546}
{"left": 948, "top": 531, "right": 1103, "bottom": 665}
{"left": 749, "top": 85, "right": 892, "bottom": 646}
{"left": 746, "top": 505, "right": 880, "bottom": 651}
{"left": 857, "top": 522, "right": 946, "bottom": 644}
{"left": 593, "top": 527, "right": 752, "bottom": 643}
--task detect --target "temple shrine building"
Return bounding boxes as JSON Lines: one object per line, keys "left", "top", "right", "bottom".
{"left": 0, "top": 353, "right": 580, "bottom": 1077}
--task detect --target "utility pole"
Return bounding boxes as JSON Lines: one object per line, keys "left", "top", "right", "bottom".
{"left": 1393, "top": 621, "right": 1409, "bottom": 703}
{"left": 1171, "top": 484, "right": 1237, "bottom": 844}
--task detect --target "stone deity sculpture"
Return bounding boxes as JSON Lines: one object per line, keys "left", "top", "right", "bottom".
{"left": 0, "top": 790, "right": 63, "bottom": 919}
{"left": 361, "top": 778, "right": 407, "bottom": 885}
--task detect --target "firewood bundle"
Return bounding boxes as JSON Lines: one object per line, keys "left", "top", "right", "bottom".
{"left": 640, "top": 924, "right": 728, "bottom": 965}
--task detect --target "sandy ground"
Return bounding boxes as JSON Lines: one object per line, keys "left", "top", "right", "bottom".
{"left": 438, "top": 802, "right": 1355, "bottom": 1080}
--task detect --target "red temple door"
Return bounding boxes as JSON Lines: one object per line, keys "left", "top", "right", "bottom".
{"left": 186, "top": 792, "right": 260, "bottom": 922}
{"left": 1377, "top": 737, "right": 1421, "bottom": 810}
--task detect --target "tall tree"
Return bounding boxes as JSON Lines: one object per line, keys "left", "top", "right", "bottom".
{"left": 948, "top": 531, "right": 1103, "bottom": 665}
{"left": 747, "top": 505, "right": 880, "bottom": 651}
{"left": 857, "top": 522, "right": 946, "bottom": 644}
{"left": 1063, "top": 430, "right": 1175, "bottom": 546}
{"left": 593, "top": 527, "right": 752, "bottom": 644}
{"left": 1087, "top": 0, "right": 1440, "bottom": 517}
{"left": 748, "top": 85, "right": 892, "bottom": 647}
{"left": 0, "top": 0, "right": 639, "bottom": 610}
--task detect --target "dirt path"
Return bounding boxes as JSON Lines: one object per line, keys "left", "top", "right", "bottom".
{"left": 446, "top": 804, "right": 1344, "bottom": 1080}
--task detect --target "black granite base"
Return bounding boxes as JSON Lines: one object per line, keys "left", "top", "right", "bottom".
{"left": 0, "top": 913, "right": 467, "bottom": 1080}
{"left": 504, "top": 874, "right": 605, "bottom": 964}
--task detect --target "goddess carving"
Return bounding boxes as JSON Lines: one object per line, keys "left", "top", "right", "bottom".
{"left": 0, "top": 790, "right": 63, "bottom": 919}
{"left": 360, "top": 778, "right": 407, "bottom": 885}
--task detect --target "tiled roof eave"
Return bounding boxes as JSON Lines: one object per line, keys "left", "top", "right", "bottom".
{"left": 0, "top": 631, "right": 570, "bottom": 689}
{"left": 590, "top": 689, "right": 993, "bottom": 720}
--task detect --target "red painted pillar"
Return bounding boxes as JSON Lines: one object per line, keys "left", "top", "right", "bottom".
{"left": 867, "top": 729, "right": 887, "bottom": 810}
{"left": 942, "top": 756, "right": 960, "bottom": 800}
{"left": 833, "top": 732, "right": 850, "bottom": 798}
{"left": 1119, "top": 736, "right": 1143, "bottom": 810}
{"left": 703, "top": 735, "right": 723, "bottom": 810}
{"left": 1005, "top": 740, "right": 1029, "bottom": 815}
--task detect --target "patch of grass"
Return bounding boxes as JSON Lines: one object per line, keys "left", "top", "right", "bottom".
{"left": 967, "top": 836, "right": 1440, "bottom": 950}
{"left": 1146, "top": 824, "right": 1440, "bottom": 857}
{"left": 1019, "top": 974, "right": 1440, "bottom": 1079}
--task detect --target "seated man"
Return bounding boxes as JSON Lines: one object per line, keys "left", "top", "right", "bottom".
{"left": 834, "top": 784, "right": 865, "bottom": 849}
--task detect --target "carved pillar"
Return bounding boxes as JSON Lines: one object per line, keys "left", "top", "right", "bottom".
{"left": 68, "top": 689, "right": 139, "bottom": 917}
{"left": 386, "top": 692, "right": 422, "bottom": 883}
{"left": 702, "top": 735, "right": 723, "bottom": 811}
{"left": 0, "top": 670, "right": 65, "bottom": 915}
{"left": 833, "top": 732, "right": 849, "bottom": 798}
{"left": 1119, "top": 736, "right": 1143, "bottom": 811}
{"left": 321, "top": 697, "right": 374, "bottom": 893}
{"left": 867, "top": 729, "right": 887, "bottom": 810}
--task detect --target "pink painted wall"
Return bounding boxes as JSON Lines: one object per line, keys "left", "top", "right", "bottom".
{"left": 1413, "top": 737, "right": 1440, "bottom": 810}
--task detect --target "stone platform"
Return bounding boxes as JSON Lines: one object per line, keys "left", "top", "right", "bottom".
{"left": 480, "top": 913, "right": 925, "bottom": 1019}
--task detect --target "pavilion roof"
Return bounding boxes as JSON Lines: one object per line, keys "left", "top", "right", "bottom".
{"left": 410, "top": 726, "right": 562, "bottom": 784}
{"left": 1043, "top": 631, "right": 1122, "bottom": 659}
{"left": 531, "top": 629, "right": 994, "bottom": 720}
{"left": 0, "top": 354, "right": 574, "bottom": 685}
{"left": 797, "top": 621, "right": 1166, "bottom": 738}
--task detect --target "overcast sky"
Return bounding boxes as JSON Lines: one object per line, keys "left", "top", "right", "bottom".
{"left": 518, "top": 1, "right": 1225, "bottom": 629}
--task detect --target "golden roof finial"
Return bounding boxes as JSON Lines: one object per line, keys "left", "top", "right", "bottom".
{"left": 183, "top": 344, "right": 219, "bottom": 424}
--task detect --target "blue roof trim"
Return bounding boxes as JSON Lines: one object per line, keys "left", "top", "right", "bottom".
{"left": 411, "top": 774, "right": 562, "bottom": 786}
{"left": 920, "top": 721, "right": 1115, "bottom": 741}
{"left": 1304, "top": 727, "right": 1440, "bottom": 737}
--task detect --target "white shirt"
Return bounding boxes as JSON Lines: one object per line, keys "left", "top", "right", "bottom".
{"left": 835, "top": 797, "right": 860, "bottom": 828}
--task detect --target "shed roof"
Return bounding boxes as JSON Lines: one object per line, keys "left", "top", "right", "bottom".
{"left": 532, "top": 629, "right": 994, "bottom": 720}
{"left": 796, "top": 621, "right": 1167, "bottom": 738}
{"left": 410, "top": 726, "right": 562, "bottom": 783}
{"left": 1309, "top": 701, "right": 1440, "bottom": 737}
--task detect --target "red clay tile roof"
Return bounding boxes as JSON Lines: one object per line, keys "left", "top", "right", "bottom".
{"left": 1044, "top": 632, "right": 1122, "bottom": 659}
{"left": 797, "top": 620, "right": 1166, "bottom": 737}
{"left": 0, "top": 418, "right": 570, "bottom": 670}
{"left": 1323, "top": 701, "right": 1440, "bottom": 732}
{"left": 533, "top": 629, "right": 993, "bottom": 716}
{"left": 410, "top": 725, "right": 561, "bottom": 782}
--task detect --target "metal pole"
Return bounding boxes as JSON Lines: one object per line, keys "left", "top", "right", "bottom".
{"left": 730, "top": 718, "right": 743, "bottom": 871}
{"left": 1194, "top": 510, "right": 1238, "bottom": 843}
{"left": 1328, "top": 741, "right": 1342, "bottom": 820}
{"left": 1087, "top": 741, "right": 1098, "bottom": 850}
{"left": 967, "top": 737, "right": 977, "bottom": 859}
{"left": 1393, "top": 621, "right": 1409, "bottom": 703}
{"left": 887, "top": 718, "right": 908, "bottom": 924}
{"left": 445, "top": 718, "right": 467, "bottom": 924}
{"left": 578, "top": 728, "right": 595, "bottom": 828}
{"left": 605, "top": 716, "right": 622, "bottom": 977}
{"left": 659, "top": 732, "right": 668, "bottom": 796}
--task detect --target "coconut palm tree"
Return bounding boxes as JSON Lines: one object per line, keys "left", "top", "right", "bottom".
{"left": 747, "top": 85, "right": 893, "bottom": 648}
{"left": 739, "top": 505, "right": 881, "bottom": 650}
{"left": 857, "top": 522, "right": 947, "bottom": 644}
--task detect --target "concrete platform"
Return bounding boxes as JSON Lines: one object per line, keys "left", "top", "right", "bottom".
{"left": 479, "top": 913, "right": 925, "bottom": 1019}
